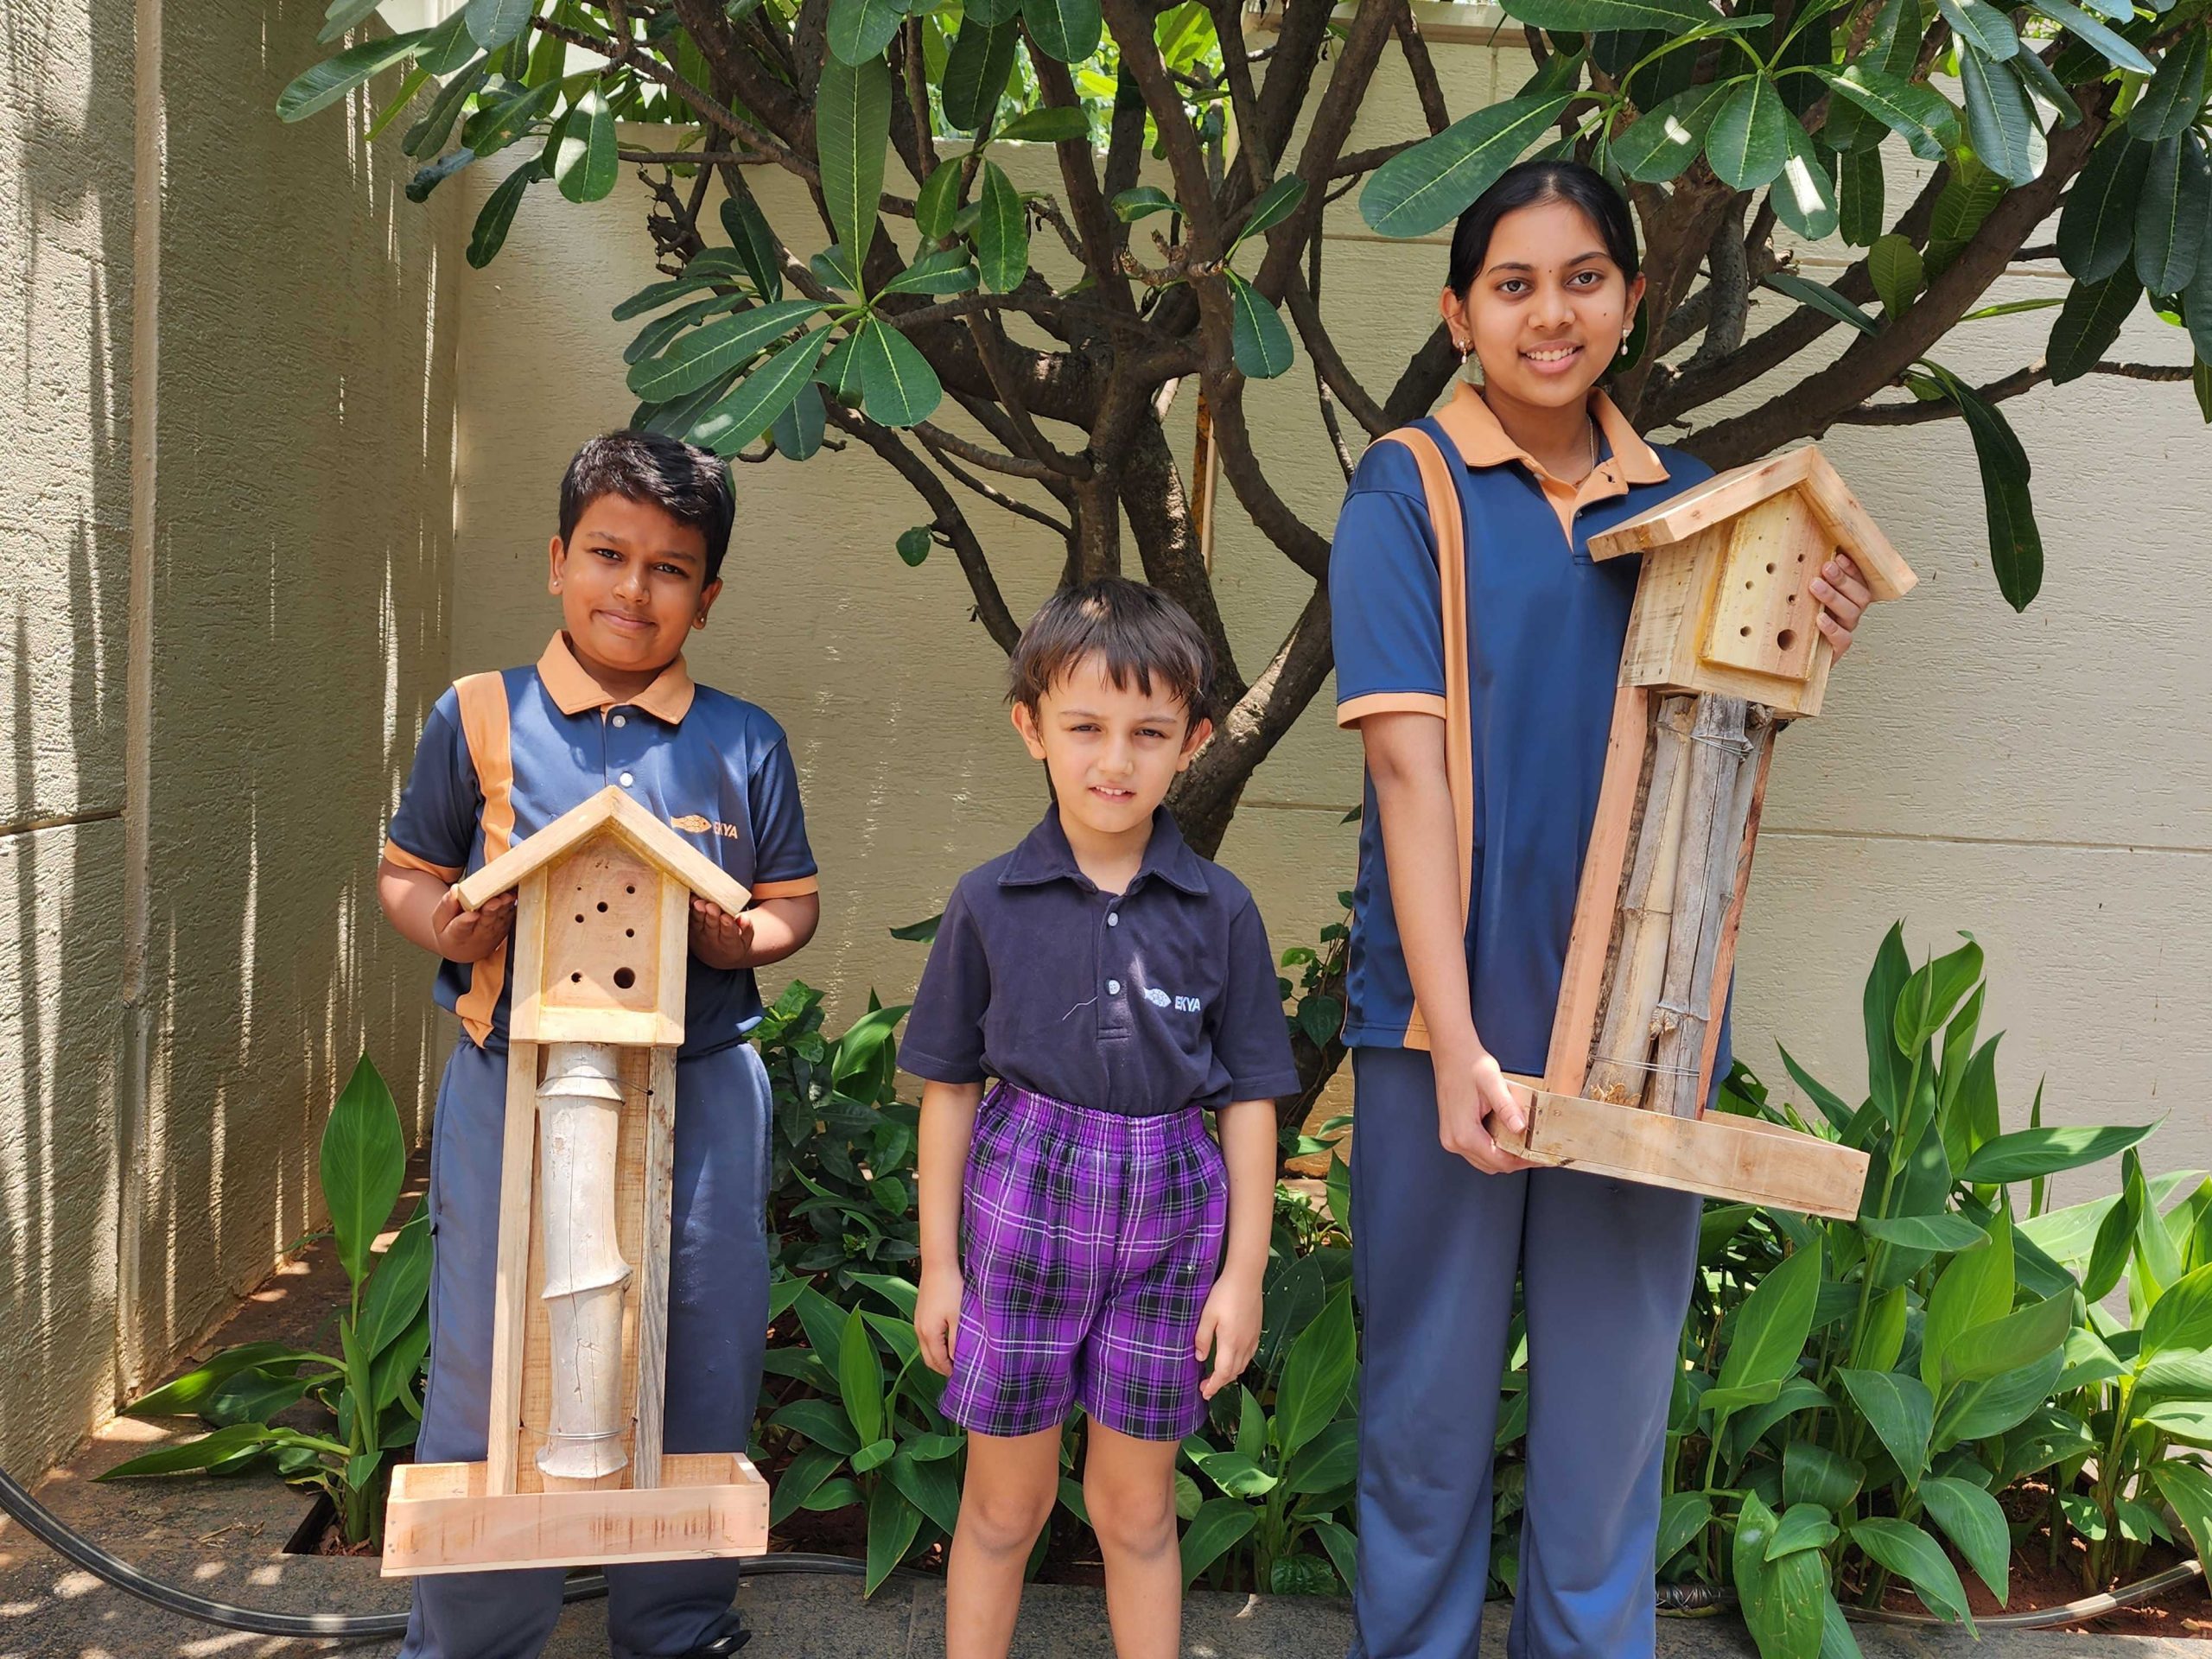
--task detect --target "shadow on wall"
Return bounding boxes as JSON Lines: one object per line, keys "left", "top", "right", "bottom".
{"left": 1, "top": 0, "right": 464, "bottom": 1476}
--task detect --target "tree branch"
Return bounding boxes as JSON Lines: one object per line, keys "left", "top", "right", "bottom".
{"left": 1097, "top": 0, "right": 1224, "bottom": 246}
{"left": 1393, "top": 3, "right": 1453, "bottom": 136}
{"left": 1204, "top": 370, "right": 1333, "bottom": 578}
{"left": 1029, "top": 54, "right": 1139, "bottom": 315}
{"left": 824, "top": 405, "right": 1023, "bottom": 655}
{"left": 1835, "top": 359, "right": 2193, "bottom": 425}
{"left": 1122, "top": 417, "right": 1249, "bottom": 700}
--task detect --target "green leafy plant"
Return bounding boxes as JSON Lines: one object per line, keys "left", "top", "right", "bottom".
{"left": 103, "top": 1056, "right": 428, "bottom": 1548}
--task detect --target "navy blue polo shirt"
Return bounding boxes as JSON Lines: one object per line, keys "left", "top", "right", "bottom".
{"left": 1330, "top": 385, "right": 1732, "bottom": 1084}
{"left": 385, "top": 632, "right": 818, "bottom": 1054}
{"left": 899, "top": 808, "right": 1302, "bottom": 1115}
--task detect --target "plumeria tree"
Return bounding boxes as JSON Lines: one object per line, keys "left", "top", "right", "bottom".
{"left": 284, "top": 0, "right": 2209, "bottom": 862}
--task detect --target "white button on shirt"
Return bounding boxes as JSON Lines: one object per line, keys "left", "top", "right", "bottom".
{"left": 612, "top": 713, "right": 627, "bottom": 728}
{"left": 619, "top": 772, "right": 635, "bottom": 787}
{"left": 1107, "top": 912, "right": 1120, "bottom": 926}
{"left": 1106, "top": 979, "right": 1122, "bottom": 995}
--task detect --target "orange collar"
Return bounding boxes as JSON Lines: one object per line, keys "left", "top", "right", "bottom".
{"left": 537, "top": 631, "right": 696, "bottom": 725}
{"left": 1432, "top": 382, "right": 1669, "bottom": 486}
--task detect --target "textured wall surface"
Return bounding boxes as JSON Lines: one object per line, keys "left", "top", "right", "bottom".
{"left": 451, "top": 15, "right": 2208, "bottom": 1188}
{"left": 0, "top": 0, "right": 461, "bottom": 1476}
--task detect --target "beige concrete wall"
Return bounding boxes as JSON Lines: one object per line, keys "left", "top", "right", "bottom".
{"left": 447, "top": 13, "right": 2210, "bottom": 1190}
{"left": 0, "top": 1, "right": 461, "bottom": 1475}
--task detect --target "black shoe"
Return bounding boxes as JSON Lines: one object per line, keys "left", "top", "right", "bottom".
{"left": 681, "top": 1633, "right": 750, "bottom": 1657}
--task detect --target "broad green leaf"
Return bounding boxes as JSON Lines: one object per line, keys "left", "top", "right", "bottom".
{"left": 277, "top": 31, "right": 431, "bottom": 123}
{"left": 853, "top": 319, "right": 944, "bottom": 427}
{"left": 1940, "top": 368, "right": 2043, "bottom": 609}
{"left": 865, "top": 1478, "right": 925, "bottom": 1593}
{"left": 2133, "top": 30, "right": 2209, "bottom": 143}
{"left": 888, "top": 1446, "right": 962, "bottom": 1536}
{"left": 770, "top": 1444, "right": 844, "bottom": 1524}
{"left": 818, "top": 54, "right": 892, "bottom": 276}
{"left": 1735, "top": 1493, "right": 1824, "bottom": 1659}
{"left": 1656, "top": 1491, "right": 1712, "bottom": 1565}
{"left": 1719, "top": 1246, "right": 1821, "bottom": 1397}
{"left": 1839, "top": 1368, "right": 1935, "bottom": 1482}
{"left": 2151, "top": 1462, "right": 2212, "bottom": 1565}
{"left": 1825, "top": 0, "right": 1922, "bottom": 151}
{"left": 1023, "top": 0, "right": 1103, "bottom": 62}
{"left": 2129, "top": 1147, "right": 2187, "bottom": 1310}
{"left": 895, "top": 526, "right": 931, "bottom": 566}
{"left": 2143, "top": 1263, "right": 2212, "bottom": 1358}
{"left": 1771, "top": 124, "right": 1839, "bottom": 241}
{"left": 613, "top": 268, "right": 738, "bottom": 323}
{"left": 1861, "top": 1213, "right": 1989, "bottom": 1253}
{"left": 976, "top": 161, "right": 1029, "bottom": 294}
{"left": 2084, "top": 1176, "right": 2144, "bottom": 1300}
{"left": 99, "top": 1423, "right": 288, "bottom": 1480}
{"left": 1945, "top": 1291, "right": 2075, "bottom": 1389}
{"left": 1113, "top": 185, "right": 1180, "bottom": 222}
{"left": 1179, "top": 1497, "right": 1257, "bottom": 1587}
{"left": 2060, "top": 133, "right": 2151, "bottom": 283}
{"left": 1849, "top": 1284, "right": 1907, "bottom": 1373}
{"left": 1313, "top": 1517, "right": 1358, "bottom": 1593}
{"left": 2027, "top": 0, "right": 2154, "bottom": 75}
{"left": 914, "top": 164, "right": 964, "bottom": 244}
{"left": 941, "top": 20, "right": 1019, "bottom": 134}
{"left": 469, "top": 75, "right": 559, "bottom": 156}
{"left": 1768, "top": 1502, "right": 1840, "bottom": 1559}
{"left": 1227, "top": 272, "right": 1295, "bottom": 378}
{"left": 1839, "top": 144, "right": 1885, "bottom": 246}
{"left": 1361, "top": 96, "right": 1573, "bottom": 238}
{"left": 880, "top": 249, "right": 980, "bottom": 299}
{"left": 770, "top": 1395, "right": 861, "bottom": 1454}
{"left": 1918, "top": 1476, "right": 2011, "bottom": 1602}
{"left": 1894, "top": 936, "right": 1983, "bottom": 1057}
{"left": 804, "top": 1477, "right": 862, "bottom": 1512}
{"left": 357, "top": 1210, "right": 432, "bottom": 1358}
{"left": 321, "top": 1056, "right": 406, "bottom": 1292}
{"left": 465, "top": 0, "right": 537, "bottom": 51}
{"left": 1960, "top": 47, "right": 2037, "bottom": 188}
{"left": 1936, "top": 0, "right": 2018, "bottom": 60}
{"left": 467, "top": 157, "right": 548, "bottom": 267}
{"left": 1189, "top": 1446, "right": 1279, "bottom": 1497}
{"left": 1818, "top": 1589, "right": 1866, "bottom": 1659}
{"left": 2136, "top": 133, "right": 2209, "bottom": 296}
{"left": 1763, "top": 270, "right": 1879, "bottom": 336}
{"left": 1707, "top": 77, "right": 1790, "bottom": 192}
{"left": 1783, "top": 1440, "right": 1864, "bottom": 1510}
{"left": 1235, "top": 175, "right": 1308, "bottom": 251}
{"left": 1501, "top": 0, "right": 1725, "bottom": 29}
{"left": 627, "top": 300, "right": 824, "bottom": 400}
{"left": 1817, "top": 67, "right": 1959, "bottom": 162}
{"left": 1275, "top": 1284, "right": 1357, "bottom": 1457}
{"left": 1613, "top": 81, "right": 1736, "bottom": 184}
{"left": 995, "top": 107, "right": 1091, "bottom": 145}
{"left": 403, "top": 60, "right": 488, "bottom": 157}
{"left": 721, "top": 190, "right": 785, "bottom": 302}
{"left": 126, "top": 1343, "right": 330, "bottom": 1418}
{"left": 369, "top": 1309, "right": 429, "bottom": 1412}
{"left": 554, "top": 86, "right": 617, "bottom": 203}
{"left": 1283, "top": 1418, "right": 1358, "bottom": 1494}
{"left": 2010, "top": 48, "right": 2082, "bottom": 131}
{"left": 829, "top": 0, "right": 906, "bottom": 64}
{"left": 1940, "top": 1032, "right": 2000, "bottom": 1175}
{"left": 625, "top": 294, "right": 743, "bottom": 365}
{"left": 1963, "top": 1122, "right": 2154, "bottom": 1184}
{"left": 1850, "top": 1516, "right": 1974, "bottom": 1626}
{"left": 1923, "top": 1208, "right": 2014, "bottom": 1393}
{"left": 406, "top": 149, "right": 478, "bottom": 203}
{"left": 320, "top": 0, "right": 387, "bottom": 42}
{"left": 1779, "top": 1047, "right": 1855, "bottom": 1132}
{"left": 1869, "top": 234, "right": 1924, "bottom": 321}
{"left": 1926, "top": 156, "right": 2005, "bottom": 273}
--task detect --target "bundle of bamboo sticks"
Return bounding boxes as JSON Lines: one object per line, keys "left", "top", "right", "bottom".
{"left": 1581, "top": 692, "right": 1779, "bottom": 1119}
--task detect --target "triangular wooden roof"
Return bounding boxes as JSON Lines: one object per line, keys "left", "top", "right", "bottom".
{"left": 1586, "top": 444, "right": 1917, "bottom": 601}
{"left": 455, "top": 786, "right": 752, "bottom": 917}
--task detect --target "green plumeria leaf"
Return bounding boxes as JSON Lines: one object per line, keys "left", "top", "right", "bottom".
{"left": 1361, "top": 96, "right": 1573, "bottom": 238}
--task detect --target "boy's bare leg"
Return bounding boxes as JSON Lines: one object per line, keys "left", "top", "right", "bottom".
{"left": 947, "top": 1426, "right": 1060, "bottom": 1659}
{"left": 1083, "top": 1421, "right": 1184, "bottom": 1659}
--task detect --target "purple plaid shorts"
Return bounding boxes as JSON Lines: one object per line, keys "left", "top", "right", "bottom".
{"left": 943, "top": 1083, "right": 1230, "bottom": 1442}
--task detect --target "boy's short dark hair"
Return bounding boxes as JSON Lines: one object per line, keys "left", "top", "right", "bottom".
{"left": 1008, "top": 578, "right": 1214, "bottom": 724}
{"left": 558, "top": 430, "right": 737, "bottom": 584}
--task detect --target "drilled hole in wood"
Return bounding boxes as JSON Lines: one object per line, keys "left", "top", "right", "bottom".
{"left": 570, "top": 972, "right": 582, "bottom": 983}
{"left": 575, "top": 914, "right": 584, "bottom": 924}
{"left": 626, "top": 885, "right": 636, "bottom": 894}
{"left": 1766, "top": 563, "right": 1776, "bottom": 574}
{"left": 597, "top": 901, "right": 609, "bottom": 912}
{"left": 613, "top": 967, "right": 636, "bottom": 990}
{"left": 1777, "top": 629, "right": 1796, "bottom": 651}
{"left": 625, "top": 928, "right": 635, "bottom": 938}
{"left": 1739, "top": 626, "right": 1751, "bottom": 637}
{"left": 1787, "top": 593, "right": 1797, "bottom": 604}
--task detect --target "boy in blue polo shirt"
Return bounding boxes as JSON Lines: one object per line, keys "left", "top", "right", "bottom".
{"left": 902, "top": 578, "right": 1300, "bottom": 1658}
{"left": 378, "top": 430, "right": 820, "bottom": 1659}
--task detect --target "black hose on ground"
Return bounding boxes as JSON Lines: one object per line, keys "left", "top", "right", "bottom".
{"left": 0, "top": 1462, "right": 863, "bottom": 1642}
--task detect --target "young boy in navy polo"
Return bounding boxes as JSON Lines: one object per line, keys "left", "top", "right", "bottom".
{"left": 378, "top": 431, "right": 820, "bottom": 1659}
{"left": 901, "top": 578, "right": 1300, "bottom": 1658}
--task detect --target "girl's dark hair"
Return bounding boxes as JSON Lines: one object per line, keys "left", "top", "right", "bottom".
{"left": 1445, "top": 160, "right": 1641, "bottom": 296}
{"left": 1007, "top": 577, "right": 1214, "bottom": 723}
{"left": 558, "top": 429, "right": 737, "bottom": 582}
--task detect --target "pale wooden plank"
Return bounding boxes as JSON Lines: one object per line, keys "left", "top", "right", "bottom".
{"left": 1542, "top": 685, "right": 1649, "bottom": 1097}
{"left": 1587, "top": 448, "right": 1820, "bottom": 558}
{"left": 1796, "top": 448, "right": 1917, "bottom": 601}
{"left": 457, "top": 785, "right": 753, "bottom": 920}
{"left": 506, "top": 872, "right": 549, "bottom": 1041}
{"left": 654, "top": 874, "right": 690, "bottom": 1047}
{"left": 1700, "top": 499, "right": 1827, "bottom": 682}
{"left": 383, "top": 1453, "right": 769, "bottom": 1577}
{"left": 1492, "top": 1082, "right": 1869, "bottom": 1219}
{"left": 633, "top": 1046, "right": 678, "bottom": 1490}
{"left": 458, "top": 789, "right": 624, "bottom": 911}
{"left": 1694, "top": 722, "right": 1778, "bottom": 1111}
{"left": 486, "top": 1039, "right": 542, "bottom": 1497}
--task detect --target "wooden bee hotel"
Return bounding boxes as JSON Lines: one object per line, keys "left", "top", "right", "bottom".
{"left": 1491, "top": 446, "right": 1916, "bottom": 1218}
{"left": 381, "top": 786, "right": 771, "bottom": 1575}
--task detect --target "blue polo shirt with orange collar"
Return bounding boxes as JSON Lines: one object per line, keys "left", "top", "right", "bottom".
{"left": 1329, "top": 384, "right": 1729, "bottom": 1085}
{"left": 384, "top": 632, "right": 818, "bottom": 1054}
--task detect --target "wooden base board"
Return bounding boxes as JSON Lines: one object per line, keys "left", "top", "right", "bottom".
{"left": 1493, "top": 1082, "right": 1869, "bottom": 1219}
{"left": 381, "top": 1452, "right": 770, "bottom": 1577}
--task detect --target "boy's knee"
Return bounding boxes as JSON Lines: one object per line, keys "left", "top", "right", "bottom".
{"left": 1084, "top": 1469, "right": 1177, "bottom": 1556}
{"left": 959, "top": 1481, "right": 1054, "bottom": 1555}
